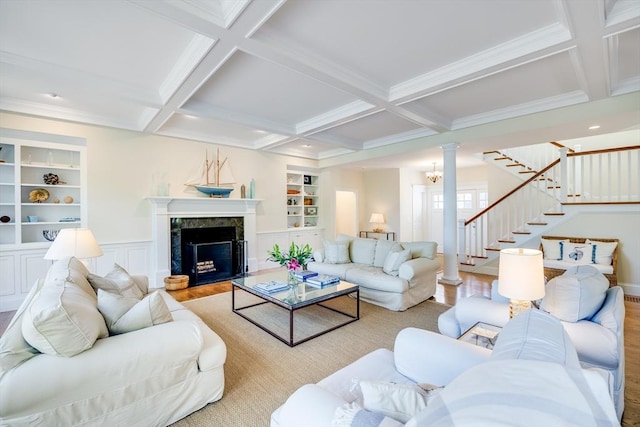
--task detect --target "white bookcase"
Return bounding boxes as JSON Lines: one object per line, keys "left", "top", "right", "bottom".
{"left": 0, "top": 131, "right": 87, "bottom": 246}
{"left": 286, "top": 171, "right": 319, "bottom": 229}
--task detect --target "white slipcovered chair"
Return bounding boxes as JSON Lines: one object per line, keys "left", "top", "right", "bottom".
{"left": 437, "top": 265, "right": 625, "bottom": 420}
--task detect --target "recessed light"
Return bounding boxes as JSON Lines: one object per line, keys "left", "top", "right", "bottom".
{"left": 588, "top": 125, "right": 600, "bottom": 130}
{"left": 46, "top": 93, "right": 61, "bottom": 99}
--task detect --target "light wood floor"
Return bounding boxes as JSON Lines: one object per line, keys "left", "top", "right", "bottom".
{"left": 1, "top": 271, "right": 637, "bottom": 425}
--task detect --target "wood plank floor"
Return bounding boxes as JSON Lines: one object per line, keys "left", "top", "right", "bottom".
{"left": 1, "top": 271, "right": 637, "bottom": 425}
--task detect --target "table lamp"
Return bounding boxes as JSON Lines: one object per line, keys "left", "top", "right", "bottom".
{"left": 498, "top": 248, "right": 545, "bottom": 318}
{"left": 369, "top": 213, "right": 385, "bottom": 233}
{"left": 44, "top": 228, "right": 103, "bottom": 267}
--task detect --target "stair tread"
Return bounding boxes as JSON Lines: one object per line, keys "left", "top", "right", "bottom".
{"left": 494, "top": 156, "right": 512, "bottom": 161}
{"left": 519, "top": 170, "right": 537, "bottom": 174}
{"left": 498, "top": 239, "right": 516, "bottom": 243}
{"left": 527, "top": 222, "right": 548, "bottom": 226}
{"left": 512, "top": 231, "right": 531, "bottom": 235}
{"left": 544, "top": 212, "right": 565, "bottom": 216}
{"left": 485, "top": 247, "right": 501, "bottom": 251}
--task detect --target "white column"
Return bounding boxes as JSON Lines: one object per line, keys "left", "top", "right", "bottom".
{"left": 439, "top": 143, "right": 463, "bottom": 285}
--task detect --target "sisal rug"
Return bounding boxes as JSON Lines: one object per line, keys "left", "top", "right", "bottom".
{"left": 171, "top": 291, "right": 450, "bottom": 427}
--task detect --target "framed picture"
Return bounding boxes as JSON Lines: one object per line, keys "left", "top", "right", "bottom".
{"left": 303, "top": 175, "right": 312, "bottom": 185}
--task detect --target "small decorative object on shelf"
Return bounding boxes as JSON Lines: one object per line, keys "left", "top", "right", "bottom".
{"left": 43, "top": 229, "right": 60, "bottom": 242}
{"left": 0, "top": 215, "right": 10, "bottom": 223}
{"left": 64, "top": 196, "right": 74, "bottom": 204}
{"left": 29, "top": 188, "right": 50, "bottom": 203}
{"left": 43, "top": 173, "right": 65, "bottom": 185}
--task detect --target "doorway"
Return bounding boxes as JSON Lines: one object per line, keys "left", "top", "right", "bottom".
{"left": 335, "top": 190, "right": 357, "bottom": 237}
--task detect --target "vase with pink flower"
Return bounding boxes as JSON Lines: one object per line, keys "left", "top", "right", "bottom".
{"left": 267, "top": 242, "right": 313, "bottom": 298}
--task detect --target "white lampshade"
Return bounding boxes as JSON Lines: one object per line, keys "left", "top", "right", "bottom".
{"left": 44, "top": 228, "right": 103, "bottom": 260}
{"left": 369, "top": 213, "right": 385, "bottom": 224}
{"left": 498, "top": 248, "right": 545, "bottom": 317}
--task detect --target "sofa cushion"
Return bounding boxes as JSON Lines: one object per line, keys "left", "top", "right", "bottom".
{"left": 382, "top": 248, "right": 410, "bottom": 276}
{"left": 539, "top": 265, "right": 609, "bottom": 322}
{"left": 349, "top": 238, "right": 377, "bottom": 265}
{"left": 345, "top": 266, "right": 407, "bottom": 293}
{"left": 560, "top": 241, "right": 595, "bottom": 265}
{"left": 88, "top": 263, "right": 145, "bottom": 299}
{"left": 400, "top": 242, "right": 436, "bottom": 260}
{"left": 586, "top": 239, "right": 617, "bottom": 265}
{"left": 372, "top": 241, "right": 402, "bottom": 268}
{"left": 323, "top": 240, "right": 351, "bottom": 264}
{"left": 22, "top": 269, "right": 109, "bottom": 357}
{"left": 97, "top": 289, "right": 173, "bottom": 335}
{"left": 0, "top": 279, "right": 44, "bottom": 372}
{"left": 359, "top": 380, "right": 435, "bottom": 423}
{"left": 541, "top": 238, "right": 570, "bottom": 260}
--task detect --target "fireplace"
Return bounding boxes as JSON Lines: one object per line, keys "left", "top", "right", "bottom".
{"left": 171, "top": 217, "right": 247, "bottom": 286}
{"left": 147, "top": 197, "right": 260, "bottom": 289}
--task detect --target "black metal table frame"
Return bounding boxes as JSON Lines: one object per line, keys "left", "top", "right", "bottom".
{"left": 231, "top": 283, "right": 360, "bottom": 347}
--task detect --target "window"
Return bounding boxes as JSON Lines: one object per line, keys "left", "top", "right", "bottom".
{"left": 432, "top": 193, "right": 444, "bottom": 210}
{"left": 457, "top": 192, "right": 473, "bottom": 209}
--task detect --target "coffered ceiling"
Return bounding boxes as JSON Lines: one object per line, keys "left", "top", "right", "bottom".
{"left": 0, "top": 0, "right": 639, "bottom": 169}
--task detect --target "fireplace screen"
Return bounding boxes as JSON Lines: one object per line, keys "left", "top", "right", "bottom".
{"left": 183, "top": 240, "right": 246, "bottom": 285}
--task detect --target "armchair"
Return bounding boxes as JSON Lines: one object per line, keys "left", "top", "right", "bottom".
{"left": 438, "top": 266, "right": 625, "bottom": 420}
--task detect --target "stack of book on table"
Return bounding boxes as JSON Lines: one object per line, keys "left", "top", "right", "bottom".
{"left": 292, "top": 270, "right": 318, "bottom": 281}
{"left": 306, "top": 274, "right": 340, "bottom": 288}
{"left": 254, "top": 280, "right": 289, "bottom": 294}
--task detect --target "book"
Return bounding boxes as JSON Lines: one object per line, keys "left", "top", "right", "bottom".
{"left": 292, "top": 270, "right": 318, "bottom": 280}
{"left": 306, "top": 274, "right": 340, "bottom": 287}
{"left": 254, "top": 280, "right": 289, "bottom": 294}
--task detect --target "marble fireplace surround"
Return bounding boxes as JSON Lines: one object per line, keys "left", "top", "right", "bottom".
{"left": 147, "top": 197, "right": 260, "bottom": 288}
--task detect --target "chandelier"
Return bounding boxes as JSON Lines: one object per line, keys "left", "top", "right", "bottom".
{"left": 425, "top": 162, "right": 442, "bottom": 183}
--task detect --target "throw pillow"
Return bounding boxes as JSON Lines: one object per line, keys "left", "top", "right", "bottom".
{"left": 97, "top": 290, "right": 173, "bottom": 335}
{"left": 399, "top": 242, "right": 437, "bottom": 260}
{"left": 323, "top": 240, "right": 351, "bottom": 264}
{"left": 88, "top": 263, "right": 145, "bottom": 299}
{"left": 540, "top": 238, "right": 570, "bottom": 260}
{"left": 372, "top": 240, "right": 401, "bottom": 268}
{"left": 333, "top": 402, "right": 404, "bottom": 427}
{"left": 585, "top": 240, "right": 617, "bottom": 265}
{"left": 350, "top": 238, "right": 377, "bottom": 265}
{"left": 22, "top": 276, "right": 109, "bottom": 357}
{"left": 0, "top": 279, "right": 44, "bottom": 372}
{"left": 383, "top": 248, "right": 410, "bottom": 276}
{"left": 359, "top": 380, "right": 437, "bottom": 423}
{"left": 539, "top": 265, "right": 609, "bottom": 322}
{"left": 560, "top": 241, "right": 594, "bottom": 265}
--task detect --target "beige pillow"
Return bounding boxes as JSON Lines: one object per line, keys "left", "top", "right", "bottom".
{"left": 22, "top": 277, "right": 108, "bottom": 357}
{"left": 0, "top": 279, "right": 44, "bottom": 371}
{"left": 323, "top": 240, "right": 350, "bottom": 264}
{"left": 88, "top": 263, "right": 144, "bottom": 299}
{"left": 383, "top": 248, "right": 410, "bottom": 276}
{"left": 360, "top": 380, "right": 438, "bottom": 423}
{"left": 97, "top": 290, "right": 173, "bottom": 335}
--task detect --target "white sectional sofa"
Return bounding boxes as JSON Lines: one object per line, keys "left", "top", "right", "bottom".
{"left": 307, "top": 235, "right": 440, "bottom": 311}
{"left": 0, "top": 257, "right": 226, "bottom": 427}
{"left": 271, "top": 310, "right": 618, "bottom": 426}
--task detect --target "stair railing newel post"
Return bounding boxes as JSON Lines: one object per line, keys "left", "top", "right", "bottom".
{"left": 559, "top": 146, "right": 569, "bottom": 204}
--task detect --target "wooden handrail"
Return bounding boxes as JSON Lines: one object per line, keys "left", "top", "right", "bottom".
{"left": 464, "top": 159, "right": 560, "bottom": 226}
{"left": 567, "top": 145, "right": 640, "bottom": 157}
{"left": 549, "top": 141, "right": 575, "bottom": 153}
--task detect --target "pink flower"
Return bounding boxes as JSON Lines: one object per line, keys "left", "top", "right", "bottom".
{"left": 287, "top": 259, "right": 301, "bottom": 271}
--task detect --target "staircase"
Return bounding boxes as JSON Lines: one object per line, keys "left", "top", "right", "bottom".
{"left": 458, "top": 144, "right": 640, "bottom": 273}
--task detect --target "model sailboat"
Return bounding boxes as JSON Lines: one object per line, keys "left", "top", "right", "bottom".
{"left": 186, "top": 148, "right": 235, "bottom": 198}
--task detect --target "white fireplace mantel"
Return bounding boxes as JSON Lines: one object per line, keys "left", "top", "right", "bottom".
{"left": 147, "top": 197, "right": 262, "bottom": 287}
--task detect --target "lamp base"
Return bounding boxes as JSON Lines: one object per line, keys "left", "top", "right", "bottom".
{"left": 372, "top": 228, "right": 384, "bottom": 233}
{"left": 509, "top": 299, "right": 532, "bottom": 318}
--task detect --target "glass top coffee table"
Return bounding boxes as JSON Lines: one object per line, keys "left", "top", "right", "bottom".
{"left": 458, "top": 322, "right": 502, "bottom": 349}
{"left": 231, "top": 270, "right": 359, "bottom": 347}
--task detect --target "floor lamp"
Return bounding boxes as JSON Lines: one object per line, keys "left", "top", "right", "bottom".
{"left": 498, "top": 248, "right": 546, "bottom": 318}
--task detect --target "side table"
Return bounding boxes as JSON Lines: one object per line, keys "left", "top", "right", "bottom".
{"left": 359, "top": 231, "right": 396, "bottom": 241}
{"left": 458, "top": 322, "right": 502, "bottom": 349}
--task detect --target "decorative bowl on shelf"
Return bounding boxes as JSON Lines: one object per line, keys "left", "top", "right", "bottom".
{"left": 43, "top": 229, "right": 60, "bottom": 242}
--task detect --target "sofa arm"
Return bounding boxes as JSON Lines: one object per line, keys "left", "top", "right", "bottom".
{"left": 454, "top": 296, "right": 510, "bottom": 334}
{"left": 398, "top": 257, "right": 440, "bottom": 281}
{"left": 393, "top": 327, "right": 491, "bottom": 386}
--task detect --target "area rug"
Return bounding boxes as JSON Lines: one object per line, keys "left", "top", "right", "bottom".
{"left": 171, "top": 291, "right": 450, "bottom": 426}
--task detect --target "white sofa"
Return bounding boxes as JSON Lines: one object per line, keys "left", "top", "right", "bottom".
{"left": 271, "top": 309, "right": 619, "bottom": 426}
{"left": 307, "top": 235, "right": 440, "bottom": 311}
{"left": 0, "top": 257, "right": 227, "bottom": 426}
{"left": 438, "top": 265, "right": 625, "bottom": 420}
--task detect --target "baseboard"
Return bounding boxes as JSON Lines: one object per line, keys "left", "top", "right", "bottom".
{"left": 621, "top": 283, "right": 640, "bottom": 296}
